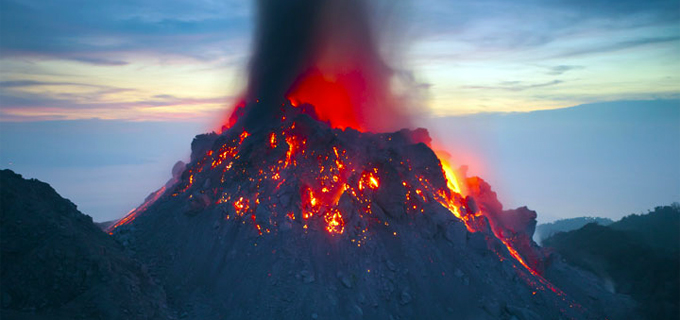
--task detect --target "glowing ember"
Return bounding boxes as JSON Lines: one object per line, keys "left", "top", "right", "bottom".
{"left": 269, "top": 132, "right": 277, "bottom": 148}
{"left": 309, "top": 191, "right": 317, "bottom": 207}
{"left": 234, "top": 197, "right": 250, "bottom": 216}
{"left": 368, "top": 174, "right": 379, "bottom": 189}
{"left": 324, "top": 209, "right": 345, "bottom": 234}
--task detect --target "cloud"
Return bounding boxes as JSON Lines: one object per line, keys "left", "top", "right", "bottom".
{"left": 413, "top": 0, "right": 679, "bottom": 59}
{"left": 0, "top": 0, "right": 252, "bottom": 64}
{"left": 545, "top": 65, "right": 584, "bottom": 76}
{"left": 3, "top": 0, "right": 677, "bottom": 67}
{"left": 555, "top": 36, "right": 680, "bottom": 58}
{"left": 0, "top": 81, "right": 135, "bottom": 108}
{"left": 70, "top": 56, "right": 129, "bottom": 66}
{"left": 153, "top": 94, "right": 177, "bottom": 100}
{"left": 0, "top": 78, "right": 234, "bottom": 122}
{"left": 0, "top": 86, "right": 229, "bottom": 110}
{"left": 462, "top": 80, "right": 564, "bottom": 92}
{"left": 0, "top": 80, "right": 124, "bottom": 89}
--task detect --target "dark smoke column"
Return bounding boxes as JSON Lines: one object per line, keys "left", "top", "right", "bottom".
{"left": 245, "top": 0, "right": 322, "bottom": 115}
{"left": 240, "top": 0, "right": 409, "bottom": 132}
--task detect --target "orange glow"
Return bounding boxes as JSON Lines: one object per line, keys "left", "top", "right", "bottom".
{"left": 240, "top": 131, "right": 250, "bottom": 141}
{"left": 283, "top": 133, "right": 303, "bottom": 168}
{"left": 500, "top": 238, "right": 537, "bottom": 276}
{"left": 359, "top": 170, "right": 380, "bottom": 191}
{"left": 286, "top": 68, "right": 362, "bottom": 130}
{"left": 439, "top": 157, "right": 463, "bottom": 195}
{"left": 325, "top": 209, "right": 345, "bottom": 234}
{"left": 269, "top": 132, "right": 277, "bottom": 148}
{"left": 107, "top": 186, "right": 166, "bottom": 233}
{"left": 234, "top": 197, "right": 250, "bottom": 216}
{"left": 251, "top": 214, "right": 263, "bottom": 235}
{"left": 309, "top": 190, "right": 317, "bottom": 207}
{"left": 369, "top": 175, "right": 379, "bottom": 189}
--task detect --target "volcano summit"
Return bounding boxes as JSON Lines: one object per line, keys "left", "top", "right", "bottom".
{"left": 105, "top": 100, "right": 633, "bottom": 319}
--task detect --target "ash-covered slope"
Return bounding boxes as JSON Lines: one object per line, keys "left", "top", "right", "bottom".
{"left": 113, "top": 103, "right": 634, "bottom": 320}
{"left": 0, "top": 170, "right": 171, "bottom": 320}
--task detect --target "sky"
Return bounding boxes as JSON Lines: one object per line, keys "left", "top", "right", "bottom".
{"left": 1, "top": 0, "right": 679, "bottom": 223}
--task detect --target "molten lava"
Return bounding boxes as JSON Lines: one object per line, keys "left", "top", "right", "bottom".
{"left": 107, "top": 186, "right": 165, "bottom": 234}
{"left": 287, "top": 67, "right": 366, "bottom": 130}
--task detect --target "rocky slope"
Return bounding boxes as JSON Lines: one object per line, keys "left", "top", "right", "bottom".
{"left": 110, "top": 102, "right": 635, "bottom": 320}
{"left": 0, "top": 169, "right": 172, "bottom": 320}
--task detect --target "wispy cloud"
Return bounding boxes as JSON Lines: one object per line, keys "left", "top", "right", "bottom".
{"left": 0, "top": 80, "right": 125, "bottom": 89}
{"left": 70, "top": 56, "right": 129, "bottom": 66}
{"left": 545, "top": 65, "right": 584, "bottom": 76}
{"left": 414, "top": 0, "right": 679, "bottom": 59}
{"left": 0, "top": 79, "right": 234, "bottom": 122}
{"left": 462, "top": 80, "right": 564, "bottom": 92}
{"left": 0, "top": 0, "right": 252, "bottom": 64}
{"left": 554, "top": 36, "right": 680, "bottom": 58}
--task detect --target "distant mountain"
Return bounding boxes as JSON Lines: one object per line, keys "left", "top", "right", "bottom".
{"left": 608, "top": 204, "right": 680, "bottom": 254}
{"left": 543, "top": 204, "right": 680, "bottom": 320}
{"left": 534, "top": 217, "right": 613, "bottom": 243}
{"left": 0, "top": 169, "right": 171, "bottom": 320}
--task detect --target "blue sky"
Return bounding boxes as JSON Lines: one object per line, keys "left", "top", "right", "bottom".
{"left": 1, "top": 0, "right": 678, "bottom": 120}
{"left": 0, "top": 0, "right": 678, "bottom": 222}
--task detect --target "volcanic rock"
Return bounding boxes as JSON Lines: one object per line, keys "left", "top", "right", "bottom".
{"left": 0, "top": 170, "right": 171, "bottom": 320}
{"left": 107, "top": 102, "right": 636, "bottom": 319}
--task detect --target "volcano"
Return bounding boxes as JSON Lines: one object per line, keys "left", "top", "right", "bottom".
{"left": 106, "top": 101, "right": 632, "bottom": 319}
{"left": 102, "top": 0, "right": 636, "bottom": 318}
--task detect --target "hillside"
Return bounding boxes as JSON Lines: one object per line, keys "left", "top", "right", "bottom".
{"left": 609, "top": 204, "right": 680, "bottom": 253}
{"left": 534, "top": 217, "right": 613, "bottom": 243}
{"left": 0, "top": 169, "right": 171, "bottom": 320}
{"left": 543, "top": 204, "right": 680, "bottom": 320}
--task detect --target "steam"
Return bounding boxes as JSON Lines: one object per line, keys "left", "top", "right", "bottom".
{"left": 241, "top": 0, "right": 414, "bottom": 132}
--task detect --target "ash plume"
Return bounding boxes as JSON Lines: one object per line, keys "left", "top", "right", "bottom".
{"left": 245, "top": 0, "right": 322, "bottom": 109}
{"left": 241, "top": 0, "right": 412, "bottom": 132}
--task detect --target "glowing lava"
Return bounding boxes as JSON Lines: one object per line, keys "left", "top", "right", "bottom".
{"left": 287, "top": 68, "right": 369, "bottom": 130}
{"left": 440, "top": 157, "right": 463, "bottom": 195}
{"left": 106, "top": 186, "right": 165, "bottom": 234}
{"left": 325, "top": 209, "right": 345, "bottom": 234}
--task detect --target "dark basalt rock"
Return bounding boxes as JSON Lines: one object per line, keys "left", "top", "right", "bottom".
{"left": 0, "top": 170, "right": 172, "bottom": 320}
{"left": 107, "top": 102, "right": 636, "bottom": 320}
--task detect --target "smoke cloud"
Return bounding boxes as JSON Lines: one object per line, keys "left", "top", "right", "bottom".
{"left": 240, "top": 0, "right": 414, "bottom": 132}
